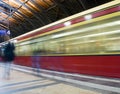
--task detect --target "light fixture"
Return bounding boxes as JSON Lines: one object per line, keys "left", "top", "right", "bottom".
{"left": 84, "top": 14, "right": 92, "bottom": 20}
{"left": 64, "top": 21, "right": 71, "bottom": 26}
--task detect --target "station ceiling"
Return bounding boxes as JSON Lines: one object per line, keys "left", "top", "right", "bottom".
{"left": 0, "top": 0, "right": 112, "bottom": 38}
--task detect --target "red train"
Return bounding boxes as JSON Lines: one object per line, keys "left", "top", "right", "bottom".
{"left": 9, "top": 1, "right": 120, "bottom": 78}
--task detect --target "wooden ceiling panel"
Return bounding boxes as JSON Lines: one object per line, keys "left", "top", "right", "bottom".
{"left": 25, "top": 1, "right": 40, "bottom": 12}
{"left": 0, "top": 0, "right": 112, "bottom": 39}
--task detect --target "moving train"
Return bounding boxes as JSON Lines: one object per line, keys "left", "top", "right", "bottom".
{"left": 5, "top": 1, "right": 120, "bottom": 78}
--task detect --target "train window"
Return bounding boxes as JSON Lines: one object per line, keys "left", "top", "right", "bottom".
{"left": 16, "top": 7, "right": 120, "bottom": 56}
{"left": 49, "top": 13, "right": 120, "bottom": 55}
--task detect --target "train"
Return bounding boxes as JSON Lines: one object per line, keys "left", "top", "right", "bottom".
{"left": 3, "top": 0, "right": 120, "bottom": 78}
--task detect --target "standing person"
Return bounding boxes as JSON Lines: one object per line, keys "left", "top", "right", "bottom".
{"left": 32, "top": 51, "right": 40, "bottom": 75}
{"left": 2, "top": 41, "right": 15, "bottom": 79}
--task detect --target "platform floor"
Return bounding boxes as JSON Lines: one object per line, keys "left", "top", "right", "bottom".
{"left": 0, "top": 64, "right": 120, "bottom": 94}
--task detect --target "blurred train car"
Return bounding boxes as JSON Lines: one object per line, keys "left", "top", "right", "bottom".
{"left": 12, "top": 0, "right": 120, "bottom": 78}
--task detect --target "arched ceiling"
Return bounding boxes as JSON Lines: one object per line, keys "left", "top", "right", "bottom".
{"left": 0, "top": 0, "right": 112, "bottom": 38}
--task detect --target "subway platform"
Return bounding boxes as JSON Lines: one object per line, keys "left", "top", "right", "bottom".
{"left": 0, "top": 63, "right": 120, "bottom": 94}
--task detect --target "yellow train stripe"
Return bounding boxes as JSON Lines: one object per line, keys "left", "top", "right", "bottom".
{"left": 17, "top": 11, "right": 120, "bottom": 43}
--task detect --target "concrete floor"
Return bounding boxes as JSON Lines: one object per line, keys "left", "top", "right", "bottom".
{"left": 0, "top": 65, "right": 101, "bottom": 94}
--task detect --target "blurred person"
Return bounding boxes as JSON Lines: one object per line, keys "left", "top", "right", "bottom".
{"left": 0, "top": 35, "right": 5, "bottom": 62}
{"left": 32, "top": 51, "right": 40, "bottom": 75}
{"left": 2, "top": 41, "right": 15, "bottom": 79}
